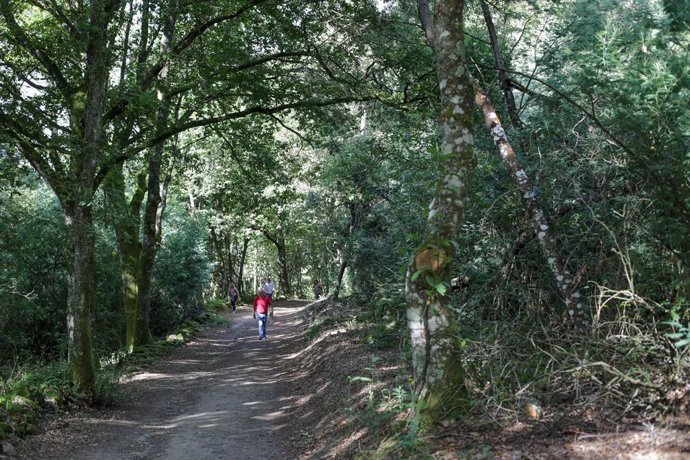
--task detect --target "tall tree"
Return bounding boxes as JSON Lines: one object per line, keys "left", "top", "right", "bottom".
{"left": 103, "top": 164, "right": 146, "bottom": 353}
{"left": 0, "top": 0, "right": 121, "bottom": 395}
{"left": 2, "top": 0, "right": 382, "bottom": 388}
{"left": 135, "top": 0, "right": 178, "bottom": 346}
{"left": 406, "top": 0, "right": 474, "bottom": 422}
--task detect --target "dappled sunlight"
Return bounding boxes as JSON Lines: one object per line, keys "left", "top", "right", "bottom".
{"left": 327, "top": 427, "right": 369, "bottom": 458}
{"left": 127, "top": 372, "right": 172, "bottom": 381}
{"left": 167, "top": 359, "right": 203, "bottom": 365}
{"left": 252, "top": 410, "right": 286, "bottom": 421}
{"left": 21, "top": 300, "right": 391, "bottom": 458}
{"left": 84, "top": 418, "right": 139, "bottom": 427}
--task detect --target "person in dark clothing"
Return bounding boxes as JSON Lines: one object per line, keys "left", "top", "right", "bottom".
{"left": 228, "top": 282, "right": 239, "bottom": 312}
{"left": 313, "top": 281, "right": 323, "bottom": 299}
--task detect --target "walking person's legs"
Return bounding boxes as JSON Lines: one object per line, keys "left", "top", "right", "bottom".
{"left": 257, "top": 313, "right": 267, "bottom": 339}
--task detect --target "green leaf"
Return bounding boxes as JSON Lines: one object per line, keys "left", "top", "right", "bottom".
{"left": 425, "top": 274, "right": 436, "bottom": 288}
{"left": 674, "top": 338, "right": 690, "bottom": 348}
{"left": 661, "top": 320, "right": 683, "bottom": 328}
{"left": 665, "top": 332, "right": 686, "bottom": 339}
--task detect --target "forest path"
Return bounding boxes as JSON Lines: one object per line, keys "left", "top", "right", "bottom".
{"left": 19, "top": 300, "right": 311, "bottom": 460}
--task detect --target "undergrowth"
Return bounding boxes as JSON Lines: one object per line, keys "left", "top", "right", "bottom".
{"left": 301, "top": 287, "right": 690, "bottom": 458}
{"left": 453, "top": 307, "right": 690, "bottom": 427}
{"left": 300, "top": 292, "right": 430, "bottom": 458}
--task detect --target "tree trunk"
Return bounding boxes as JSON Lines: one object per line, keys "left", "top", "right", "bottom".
{"left": 210, "top": 226, "right": 230, "bottom": 297}
{"left": 136, "top": 180, "right": 157, "bottom": 346}
{"left": 63, "top": 0, "right": 112, "bottom": 396}
{"left": 104, "top": 164, "right": 146, "bottom": 353}
{"left": 479, "top": 0, "right": 523, "bottom": 129}
{"left": 275, "top": 231, "right": 291, "bottom": 297}
{"left": 63, "top": 200, "right": 96, "bottom": 395}
{"left": 473, "top": 83, "right": 587, "bottom": 323}
{"left": 331, "top": 256, "right": 348, "bottom": 301}
{"left": 136, "top": 0, "right": 178, "bottom": 345}
{"left": 237, "top": 237, "right": 249, "bottom": 297}
{"left": 263, "top": 229, "right": 292, "bottom": 297}
{"left": 407, "top": 0, "right": 474, "bottom": 423}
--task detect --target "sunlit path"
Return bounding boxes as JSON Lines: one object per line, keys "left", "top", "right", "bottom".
{"left": 21, "top": 301, "right": 311, "bottom": 460}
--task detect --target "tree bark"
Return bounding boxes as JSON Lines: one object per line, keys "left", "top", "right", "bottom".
{"left": 64, "top": 0, "right": 114, "bottom": 396}
{"left": 104, "top": 164, "right": 146, "bottom": 353}
{"left": 63, "top": 200, "right": 96, "bottom": 395}
{"left": 479, "top": 0, "right": 523, "bottom": 129}
{"left": 473, "top": 83, "right": 587, "bottom": 323}
{"left": 210, "top": 226, "right": 231, "bottom": 297}
{"left": 407, "top": 0, "right": 474, "bottom": 423}
{"left": 237, "top": 237, "right": 250, "bottom": 297}
{"left": 275, "top": 231, "right": 291, "bottom": 297}
{"left": 136, "top": 0, "right": 178, "bottom": 346}
{"left": 331, "top": 255, "right": 348, "bottom": 301}
{"left": 263, "top": 228, "right": 292, "bottom": 297}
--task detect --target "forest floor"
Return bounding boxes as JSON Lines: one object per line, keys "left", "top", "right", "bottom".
{"left": 14, "top": 299, "right": 690, "bottom": 459}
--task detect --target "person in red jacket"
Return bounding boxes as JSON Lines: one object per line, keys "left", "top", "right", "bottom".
{"left": 252, "top": 290, "right": 274, "bottom": 340}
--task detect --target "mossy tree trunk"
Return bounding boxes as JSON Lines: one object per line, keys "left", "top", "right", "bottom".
{"left": 406, "top": 0, "right": 474, "bottom": 424}
{"left": 104, "top": 165, "right": 146, "bottom": 353}
{"left": 5, "top": 0, "right": 117, "bottom": 396}
{"left": 63, "top": 198, "right": 97, "bottom": 395}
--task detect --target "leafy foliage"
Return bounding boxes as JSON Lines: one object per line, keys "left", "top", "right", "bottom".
{"left": 150, "top": 202, "right": 212, "bottom": 336}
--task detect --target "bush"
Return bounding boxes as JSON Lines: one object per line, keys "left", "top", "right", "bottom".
{"left": 150, "top": 207, "right": 212, "bottom": 337}
{"left": 0, "top": 362, "right": 76, "bottom": 440}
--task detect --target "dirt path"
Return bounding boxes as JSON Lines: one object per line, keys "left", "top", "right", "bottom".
{"left": 18, "top": 300, "right": 311, "bottom": 460}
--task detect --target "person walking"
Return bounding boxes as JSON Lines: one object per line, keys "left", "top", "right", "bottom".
{"left": 252, "top": 290, "right": 273, "bottom": 340}
{"left": 263, "top": 278, "right": 276, "bottom": 300}
{"left": 313, "top": 280, "right": 323, "bottom": 299}
{"left": 228, "top": 282, "right": 239, "bottom": 312}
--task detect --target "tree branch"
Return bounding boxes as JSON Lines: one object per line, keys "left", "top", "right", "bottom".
{"left": 96, "top": 95, "right": 368, "bottom": 186}
{"left": 268, "top": 114, "right": 315, "bottom": 148}
{"left": 230, "top": 50, "right": 310, "bottom": 72}
{"left": 0, "top": 0, "right": 73, "bottom": 101}
{"left": 144, "top": 0, "right": 268, "bottom": 87}
{"left": 416, "top": 0, "right": 434, "bottom": 45}
{"left": 139, "top": 95, "right": 369, "bottom": 153}
{"left": 0, "top": 114, "right": 63, "bottom": 191}
{"left": 26, "top": 0, "right": 79, "bottom": 37}
{"left": 106, "top": 0, "right": 268, "bottom": 121}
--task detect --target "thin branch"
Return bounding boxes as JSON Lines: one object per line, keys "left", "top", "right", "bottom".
{"left": 139, "top": 95, "right": 369, "bottom": 153}
{"left": 230, "top": 50, "right": 310, "bottom": 73}
{"left": 209, "top": 125, "right": 253, "bottom": 179}
{"left": 26, "top": 0, "right": 79, "bottom": 37}
{"left": 504, "top": 69, "right": 637, "bottom": 159}
{"left": 568, "top": 361, "right": 663, "bottom": 392}
{"left": 268, "top": 114, "right": 315, "bottom": 148}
